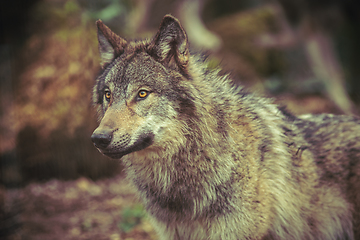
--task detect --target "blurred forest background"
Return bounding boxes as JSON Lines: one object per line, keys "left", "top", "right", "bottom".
{"left": 1, "top": 0, "right": 360, "bottom": 239}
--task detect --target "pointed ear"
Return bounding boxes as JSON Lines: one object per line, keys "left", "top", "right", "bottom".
{"left": 96, "top": 20, "right": 127, "bottom": 68}
{"left": 151, "top": 15, "right": 189, "bottom": 70}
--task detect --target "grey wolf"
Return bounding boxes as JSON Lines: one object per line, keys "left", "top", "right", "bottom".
{"left": 91, "top": 14, "right": 360, "bottom": 239}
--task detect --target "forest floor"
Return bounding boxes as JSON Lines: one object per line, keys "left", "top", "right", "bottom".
{"left": 2, "top": 174, "right": 158, "bottom": 240}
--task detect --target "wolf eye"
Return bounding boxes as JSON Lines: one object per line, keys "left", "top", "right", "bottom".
{"left": 138, "top": 90, "right": 148, "bottom": 99}
{"left": 104, "top": 90, "right": 111, "bottom": 101}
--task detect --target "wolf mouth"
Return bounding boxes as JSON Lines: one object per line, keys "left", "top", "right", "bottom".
{"left": 99, "top": 134, "right": 154, "bottom": 159}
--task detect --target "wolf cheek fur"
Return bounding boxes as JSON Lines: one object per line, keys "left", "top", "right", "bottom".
{"left": 91, "top": 15, "right": 360, "bottom": 240}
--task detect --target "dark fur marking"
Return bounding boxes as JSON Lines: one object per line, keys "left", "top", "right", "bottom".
{"left": 278, "top": 105, "right": 298, "bottom": 121}
{"left": 203, "top": 182, "right": 234, "bottom": 218}
{"left": 259, "top": 139, "right": 271, "bottom": 162}
{"left": 143, "top": 183, "right": 195, "bottom": 218}
{"left": 215, "top": 106, "right": 228, "bottom": 138}
{"left": 296, "top": 146, "right": 308, "bottom": 157}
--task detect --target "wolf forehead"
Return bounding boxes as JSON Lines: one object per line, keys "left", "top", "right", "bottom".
{"left": 94, "top": 51, "right": 177, "bottom": 103}
{"left": 98, "top": 50, "right": 169, "bottom": 86}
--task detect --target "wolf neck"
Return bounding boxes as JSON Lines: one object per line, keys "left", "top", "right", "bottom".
{"left": 127, "top": 107, "right": 237, "bottom": 221}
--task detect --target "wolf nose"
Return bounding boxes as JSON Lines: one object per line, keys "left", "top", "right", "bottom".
{"left": 91, "top": 131, "right": 113, "bottom": 149}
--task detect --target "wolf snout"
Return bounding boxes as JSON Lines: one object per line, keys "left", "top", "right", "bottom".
{"left": 91, "top": 129, "right": 113, "bottom": 149}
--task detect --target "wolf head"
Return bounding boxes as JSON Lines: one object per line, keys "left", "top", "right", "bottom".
{"left": 91, "top": 15, "right": 196, "bottom": 159}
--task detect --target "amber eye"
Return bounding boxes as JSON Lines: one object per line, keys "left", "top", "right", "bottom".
{"left": 104, "top": 90, "right": 111, "bottom": 101}
{"left": 138, "top": 90, "right": 148, "bottom": 99}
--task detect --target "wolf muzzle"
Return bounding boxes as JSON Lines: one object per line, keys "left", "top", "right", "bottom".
{"left": 91, "top": 129, "right": 113, "bottom": 149}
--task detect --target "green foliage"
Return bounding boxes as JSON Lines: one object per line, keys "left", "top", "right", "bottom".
{"left": 86, "top": 0, "right": 128, "bottom": 22}
{"left": 118, "top": 204, "right": 146, "bottom": 233}
{"left": 52, "top": 0, "right": 82, "bottom": 24}
{"left": 64, "top": 0, "right": 81, "bottom": 14}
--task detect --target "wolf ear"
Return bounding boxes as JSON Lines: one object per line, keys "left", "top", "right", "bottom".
{"left": 151, "top": 15, "right": 189, "bottom": 70}
{"left": 96, "top": 20, "right": 127, "bottom": 68}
